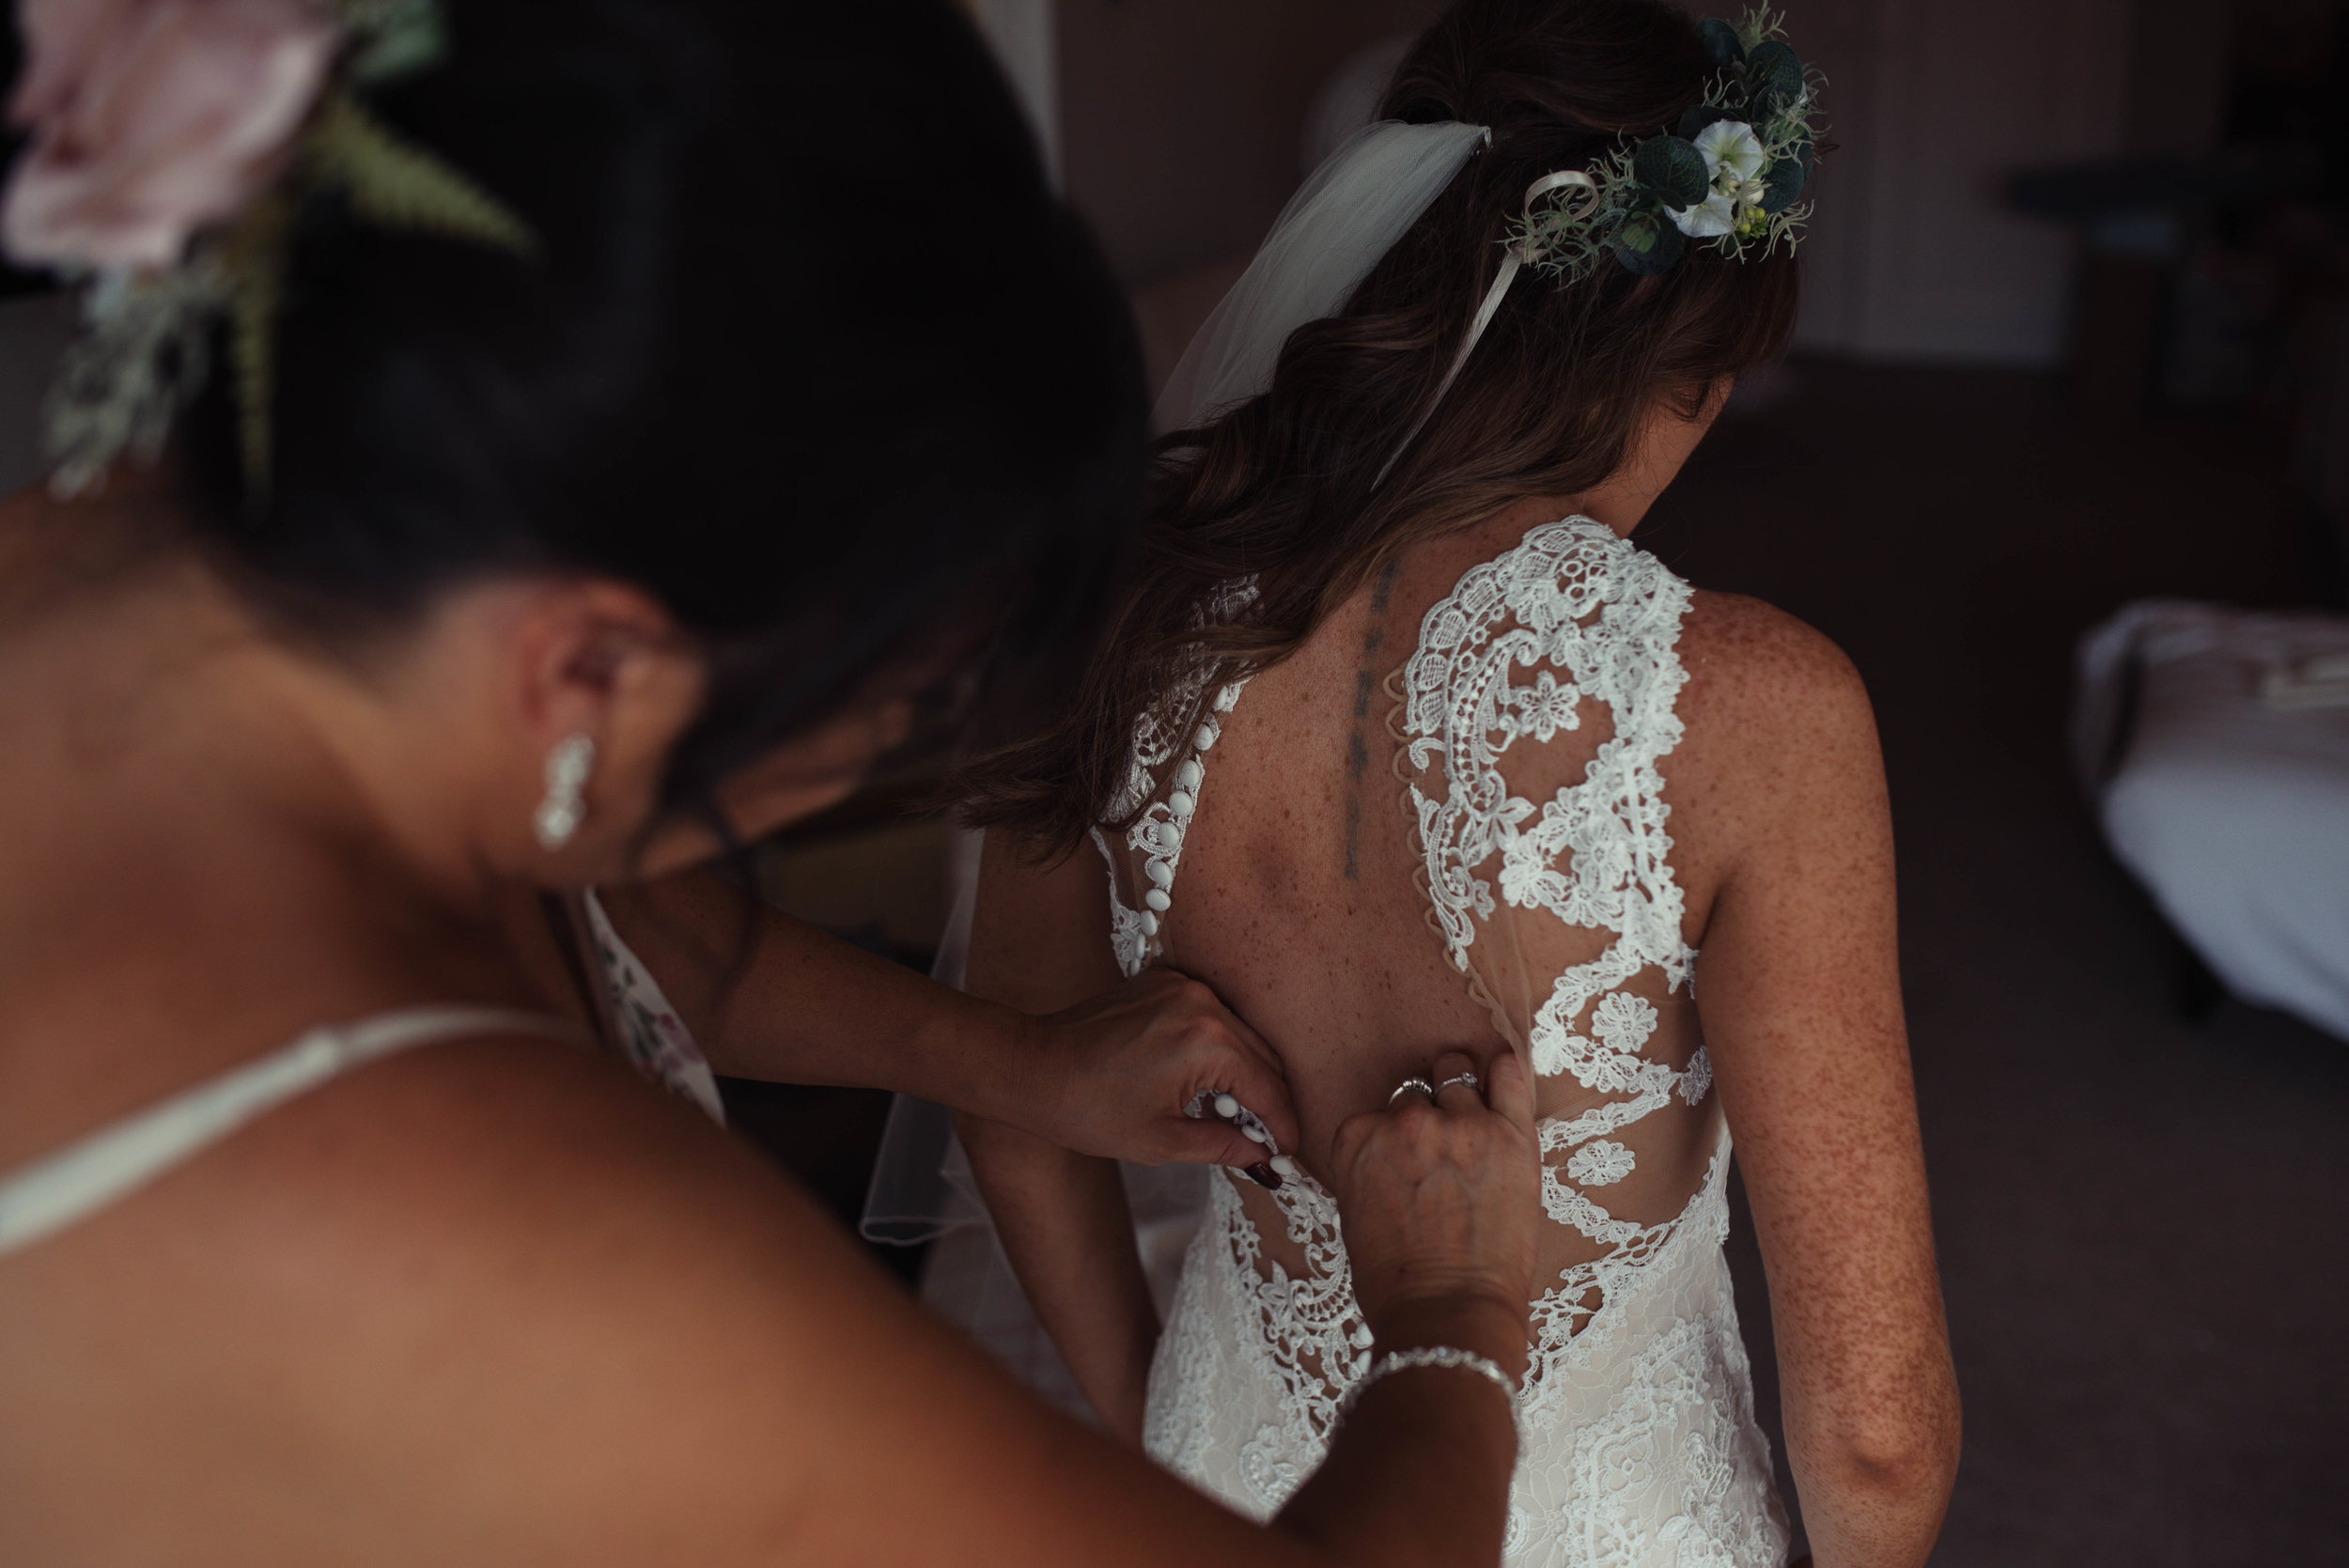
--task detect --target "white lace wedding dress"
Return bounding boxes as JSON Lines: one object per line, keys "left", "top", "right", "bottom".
{"left": 1099, "top": 517, "right": 1790, "bottom": 1567}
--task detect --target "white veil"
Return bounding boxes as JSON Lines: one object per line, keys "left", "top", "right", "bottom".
{"left": 858, "top": 116, "right": 1492, "bottom": 1413}
{"left": 1153, "top": 119, "right": 1489, "bottom": 434}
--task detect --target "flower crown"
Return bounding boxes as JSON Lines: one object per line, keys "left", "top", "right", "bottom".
{"left": 1373, "top": 10, "right": 1824, "bottom": 482}
{"left": 3, "top": 0, "right": 534, "bottom": 498}
{"left": 1508, "top": 7, "right": 1824, "bottom": 281}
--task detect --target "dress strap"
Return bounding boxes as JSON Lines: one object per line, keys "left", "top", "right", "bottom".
{"left": 0, "top": 1006, "right": 573, "bottom": 1258}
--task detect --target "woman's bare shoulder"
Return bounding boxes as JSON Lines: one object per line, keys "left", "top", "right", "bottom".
{"left": 236, "top": 1034, "right": 1240, "bottom": 1562}
{"left": 1677, "top": 589, "right": 1865, "bottom": 714}
{"left": 14, "top": 1032, "right": 1051, "bottom": 1560}
{"left": 219, "top": 1032, "right": 919, "bottom": 1388}
{"left": 1675, "top": 588, "right": 1876, "bottom": 762}
{"left": 1666, "top": 590, "right": 1886, "bottom": 863}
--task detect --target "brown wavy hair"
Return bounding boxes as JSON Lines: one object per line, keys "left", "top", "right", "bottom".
{"left": 959, "top": 0, "right": 1801, "bottom": 855}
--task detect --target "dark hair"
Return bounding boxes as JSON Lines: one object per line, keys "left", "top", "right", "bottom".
{"left": 960, "top": 0, "right": 1799, "bottom": 854}
{"left": 176, "top": 0, "right": 1143, "bottom": 817}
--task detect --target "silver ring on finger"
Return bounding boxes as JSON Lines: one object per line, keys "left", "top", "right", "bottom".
{"left": 1387, "top": 1076, "right": 1437, "bottom": 1108}
{"left": 1433, "top": 1071, "right": 1481, "bottom": 1098}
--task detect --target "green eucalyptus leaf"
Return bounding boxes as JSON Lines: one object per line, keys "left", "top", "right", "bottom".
{"left": 339, "top": 0, "right": 443, "bottom": 84}
{"left": 1697, "top": 17, "right": 1745, "bottom": 68}
{"left": 1614, "top": 218, "right": 1686, "bottom": 275}
{"left": 1760, "top": 156, "right": 1809, "bottom": 214}
{"left": 1745, "top": 41, "right": 1804, "bottom": 112}
{"left": 1634, "top": 135, "right": 1710, "bottom": 210}
{"left": 348, "top": 17, "right": 442, "bottom": 82}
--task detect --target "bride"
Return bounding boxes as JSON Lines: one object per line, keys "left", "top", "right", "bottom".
{"left": 953, "top": 3, "right": 1960, "bottom": 1564}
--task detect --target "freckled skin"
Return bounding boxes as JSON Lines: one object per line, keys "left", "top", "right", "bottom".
{"left": 970, "top": 415, "right": 1961, "bottom": 1567}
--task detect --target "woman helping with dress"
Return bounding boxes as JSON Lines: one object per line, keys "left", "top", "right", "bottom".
{"left": 955, "top": 3, "right": 1961, "bottom": 1564}
{"left": 0, "top": 2, "right": 1548, "bottom": 1561}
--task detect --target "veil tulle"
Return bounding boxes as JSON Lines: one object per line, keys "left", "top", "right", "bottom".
{"left": 856, "top": 829, "right": 984, "bottom": 1250}
{"left": 1153, "top": 119, "right": 1489, "bottom": 434}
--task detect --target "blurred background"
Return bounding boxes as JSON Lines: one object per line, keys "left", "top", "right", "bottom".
{"left": 6, "top": 2, "right": 2344, "bottom": 1561}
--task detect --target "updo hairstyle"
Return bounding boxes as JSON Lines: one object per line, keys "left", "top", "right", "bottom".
{"left": 167, "top": 0, "right": 1145, "bottom": 822}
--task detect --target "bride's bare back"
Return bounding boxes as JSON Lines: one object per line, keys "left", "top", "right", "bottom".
{"left": 967, "top": 492, "right": 1960, "bottom": 1565}
{"left": 1159, "top": 505, "right": 1724, "bottom": 1290}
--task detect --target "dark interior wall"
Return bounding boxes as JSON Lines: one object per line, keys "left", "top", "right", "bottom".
{"left": 1057, "top": 0, "right": 1445, "bottom": 287}
{"left": 2123, "top": 0, "right": 2232, "bottom": 153}
{"left": 0, "top": 9, "right": 47, "bottom": 301}
{"left": 1056, "top": 0, "right": 2175, "bottom": 358}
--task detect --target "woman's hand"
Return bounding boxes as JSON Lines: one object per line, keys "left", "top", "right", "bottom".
{"left": 1019, "top": 967, "right": 1301, "bottom": 1172}
{"left": 1323, "top": 1048, "right": 1541, "bottom": 1368}
{"left": 580, "top": 872, "right": 1297, "bottom": 1173}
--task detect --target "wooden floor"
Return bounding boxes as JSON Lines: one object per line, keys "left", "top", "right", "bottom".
{"left": 1654, "top": 362, "right": 2348, "bottom": 1567}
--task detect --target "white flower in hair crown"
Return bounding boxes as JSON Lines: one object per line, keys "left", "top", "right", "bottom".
{"left": 1507, "top": 7, "right": 1825, "bottom": 280}
{"left": 0, "top": 0, "right": 537, "bottom": 498}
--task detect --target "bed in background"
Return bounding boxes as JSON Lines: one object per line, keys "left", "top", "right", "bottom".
{"left": 2075, "top": 599, "right": 2349, "bottom": 1043}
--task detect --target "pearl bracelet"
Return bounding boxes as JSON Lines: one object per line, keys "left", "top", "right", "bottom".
{"left": 1333, "top": 1344, "right": 1522, "bottom": 1435}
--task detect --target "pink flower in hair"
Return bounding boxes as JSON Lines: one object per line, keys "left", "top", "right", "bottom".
{"left": 2, "top": 0, "right": 341, "bottom": 271}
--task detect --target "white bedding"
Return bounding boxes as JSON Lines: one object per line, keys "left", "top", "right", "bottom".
{"left": 2075, "top": 600, "right": 2349, "bottom": 1042}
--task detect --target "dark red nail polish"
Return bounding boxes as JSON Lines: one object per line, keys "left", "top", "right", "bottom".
{"left": 1248, "top": 1161, "right": 1283, "bottom": 1190}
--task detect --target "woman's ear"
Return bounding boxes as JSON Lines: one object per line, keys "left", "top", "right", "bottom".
{"left": 503, "top": 579, "right": 705, "bottom": 868}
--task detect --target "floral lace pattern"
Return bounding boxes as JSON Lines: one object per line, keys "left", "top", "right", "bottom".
{"left": 581, "top": 890, "right": 726, "bottom": 1125}
{"left": 1402, "top": 520, "right": 1699, "bottom": 1065}
{"left": 1099, "top": 675, "right": 1252, "bottom": 976}
{"left": 1098, "top": 582, "right": 1259, "bottom": 976}
{"left": 1147, "top": 1140, "right": 1786, "bottom": 1565}
{"left": 1567, "top": 1139, "right": 1637, "bottom": 1187}
{"left": 1130, "top": 521, "right": 1785, "bottom": 1564}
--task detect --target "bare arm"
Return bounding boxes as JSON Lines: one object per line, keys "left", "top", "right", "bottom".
{"left": 955, "top": 829, "right": 1167, "bottom": 1441}
{"left": 594, "top": 866, "right": 1294, "bottom": 1169}
{"left": 1685, "top": 604, "right": 1962, "bottom": 1568}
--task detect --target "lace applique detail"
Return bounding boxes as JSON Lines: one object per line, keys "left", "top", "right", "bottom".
{"left": 1096, "top": 826, "right": 1154, "bottom": 978}
{"left": 1136, "top": 523, "right": 1785, "bottom": 1562}
{"left": 580, "top": 890, "right": 725, "bottom": 1126}
{"left": 1229, "top": 1173, "right": 1373, "bottom": 1438}
{"left": 1398, "top": 520, "right": 1721, "bottom": 1345}
{"left": 1149, "top": 1140, "right": 1788, "bottom": 1564}
{"left": 1156, "top": 1167, "right": 1376, "bottom": 1516}
{"left": 1548, "top": 1297, "right": 1786, "bottom": 1565}
{"left": 1402, "top": 518, "right": 1698, "bottom": 1071}
{"left": 1108, "top": 676, "right": 1248, "bottom": 975}
{"left": 1510, "top": 669, "right": 1584, "bottom": 743}
{"left": 1566, "top": 1139, "right": 1636, "bottom": 1187}
{"left": 1681, "top": 1044, "right": 1715, "bottom": 1107}
{"left": 1099, "top": 582, "right": 1258, "bottom": 978}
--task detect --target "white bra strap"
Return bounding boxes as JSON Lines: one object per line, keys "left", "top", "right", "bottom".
{"left": 0, "top": 1006, "right": 572, "bottom": 1257}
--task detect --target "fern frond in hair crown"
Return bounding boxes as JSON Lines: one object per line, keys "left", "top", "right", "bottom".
{"left": 1507, "top": 7, "right": 1825, "bottom": 282}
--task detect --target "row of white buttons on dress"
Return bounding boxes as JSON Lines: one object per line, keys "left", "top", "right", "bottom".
{"left": 1126, "top": 716, "right": 1225, "bottom": 941}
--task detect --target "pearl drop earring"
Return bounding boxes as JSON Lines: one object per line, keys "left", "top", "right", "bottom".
{"left": 533, "top": 733, "right": 596, "bottom": 850}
